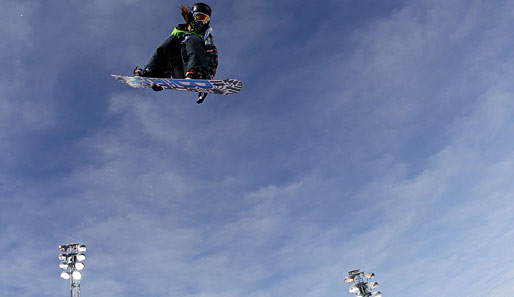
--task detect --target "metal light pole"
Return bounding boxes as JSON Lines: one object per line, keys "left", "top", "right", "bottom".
{"left": 344, "top": 269, "right": 382, "bottom": 297}
{"left": 58, "top": 243, "right": 87, "bottom": 297}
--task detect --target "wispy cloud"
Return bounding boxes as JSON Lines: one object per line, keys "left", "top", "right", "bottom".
{"left": 2, "top": 1, "right": 514, "bottom": 297}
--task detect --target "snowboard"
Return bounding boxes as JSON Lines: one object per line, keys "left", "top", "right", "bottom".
{"left": 112, "top": 75, "right": 243, "bottom": 95}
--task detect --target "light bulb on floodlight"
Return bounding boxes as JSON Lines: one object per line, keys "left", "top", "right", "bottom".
{"left": 60, "top": 271, "right": 70, "bottom": 280}
{"left": 59, "top": 263, "right": 68, "bottom": 269}
{"left": 72, "top": 270, "right": 82, "bottom": 280}
{"left": 368, "top": 281, "right": 379, "bottom": 290}
{"left": 78, "top": 245, "right": 87, "bottom": 252}
{"left": 58, "top": 254, "right": 67, "bottom": 261}
{"left": 371, "top": 291, "right": 382, "bottom": 297}
{"left": 76, "top": 254, "right": 86, "bottom": 262}
{"left": 365, "top": 272, "right": 375, "bottom": 280}
{"left": 349, "top": 285, "right": 360, "bottom": 294}
{"left": 75, "top": 262, "right": 85, "bottom": 271}
{"left": 344, "top": 276, "right": 354, "bottom": 283}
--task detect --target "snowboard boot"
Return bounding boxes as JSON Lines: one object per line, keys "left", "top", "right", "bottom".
{"left": 185, "top": 68, "right": 208, "bottom": 80}
{"left": 133, "top": 67, "right": 171, "bottom": 78}
{"left": 133, "top": 66, "right": 146, "bottom": 77}
{"left": 134, "top": 67, "right": 166, "bottom": 92}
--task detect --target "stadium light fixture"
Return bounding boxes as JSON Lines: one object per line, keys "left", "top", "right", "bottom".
{"left": 345, "top": 269, "right": 382, "bottom": 297}
{"left": 72, "top": 271, "right": 82, "bottom": 280}
{"left": 349, "top": 285, "right": 360, "bottom": 294}
{"left": 367, "top": 282, "right": 379, "bottom": 290}
{"left": 74, "top": 262, "right": 85, "bottom": 271}
{"left": 60, "top": 271, "right": 70, "bottom": 280}
{"left": 58, "top": 243, "right": 87, "bottom": 297}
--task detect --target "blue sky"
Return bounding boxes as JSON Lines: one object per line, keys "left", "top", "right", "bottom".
{"left": 2, "top": 0, "right": 514, "bottom": 296}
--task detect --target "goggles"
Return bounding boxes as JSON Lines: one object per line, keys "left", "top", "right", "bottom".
{"left": 193, "top": 12, "right": 210, "bottom": 24}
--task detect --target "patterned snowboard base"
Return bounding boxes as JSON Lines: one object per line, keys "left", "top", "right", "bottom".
{"left": 112, "top": 75, "right": 243, "bottom": 95}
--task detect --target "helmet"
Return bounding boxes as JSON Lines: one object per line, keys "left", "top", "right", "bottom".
{"left": 191, "top": 3, "right": 211, "bottom": 16}
{"left": 189, "top": 3, "right": 211, "bottom": 32}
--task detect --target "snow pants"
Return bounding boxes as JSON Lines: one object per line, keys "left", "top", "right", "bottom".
{"left": 145, "top": 34, "right": 208, "bottom": 79}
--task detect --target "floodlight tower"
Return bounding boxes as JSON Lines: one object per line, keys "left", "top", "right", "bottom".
{"left": 344, "top": 269, "right": 382, "bottom": 297}
{"left": 58, "top": 243, "right": 87, "bottom": 297}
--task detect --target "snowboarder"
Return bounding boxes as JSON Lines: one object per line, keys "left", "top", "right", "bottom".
{"left": 134, "top": 3, "right": 218, "bottom": 83}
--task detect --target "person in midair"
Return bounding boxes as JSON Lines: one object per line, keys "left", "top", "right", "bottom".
{"left": 134, "top": 3, "right": 218, "bottom": 82}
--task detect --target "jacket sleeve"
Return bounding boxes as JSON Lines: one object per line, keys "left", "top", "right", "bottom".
{"left": 204, "top": 33, "right": 218, "bottom": 79}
